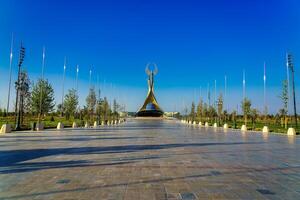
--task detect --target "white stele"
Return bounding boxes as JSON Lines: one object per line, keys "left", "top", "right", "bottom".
{"left": 199, "top": 122, "right": 202, "bottom": 126}
{"left": 0, "top": 124, "right": 12, "bottom": 134}
{"left": 57, "top": 122, "right": 64, "bottom": 130}
{"left": 223, "top": 123, "right": 228, "bottom": 129}
{"left": 72, "top": 122, "right": 77, "bottom": 128}
{"left": 213, "top": 123, "right": 217, "bottom": 128}
{"left": 101, "top": 121, "right": 105, "bottom": 126}
{"left": 205, "top": 122, "right": 209, "bottom": 127}
{"left": 287, "top": 128, "right": 296, "bottom": 136}
{"left": 193, "top": 121, "right": 197, "bottom": 125}
{"left": 93, "top": 121, "right": 98, "bottom": 128}
{"left": 241, "top": 125, "right": 247, "bottom": 132}
{"left": 262, "top": 126, "right": 269, "bottom": 133}
{"left": 85, "top": 122, "right": 89, "bottom": 128}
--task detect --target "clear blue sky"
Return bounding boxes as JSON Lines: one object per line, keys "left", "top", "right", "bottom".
{"left": 0, "top": 0, "right": 300, "bottom": 113}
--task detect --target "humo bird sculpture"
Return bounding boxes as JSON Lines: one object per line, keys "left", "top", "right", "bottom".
{"left": 136, "top": 63, "right": 163, "bottom": 117}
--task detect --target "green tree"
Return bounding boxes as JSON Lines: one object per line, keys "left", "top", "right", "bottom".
{"left": 86, "top": 87, "right": 97, "bottom": 121}
{"left": 190, "top": 101, "right": 195, "bottom": 121}
{"left": 241, "top": 97, "right": 251, "bottom": 125}
{"left": 203, "top": 103, "right": 208, "bottom": 120}
{"left": 196, "top": 99, "right": 203, "bottom": 121}
{"left": 231, "top": 110, "right": 237, "bottom": 128}
{"left": 64, "top": 89, "right": 79, "bottom": 120}
{"left": 250, "top": 108, "right": 259, "bottom": 129}
{"left": 217, "top": 93, "right": 223, "bottom": 124}
{"left": 279, "top": 80, "right": 289, "bottom": 128}
{"left": 31, "top": 79, "right": 55, "bottom": 116}
{"left": 102, "top": 97, "right": 110, "bottom": 121}
{"left": 208, "top": 106, "right": 217, "bottom": 122}
{"left": 15, "top": 71, "right": 31, "bottom": 124}
{"left": 112, "top": 99, "right": 119, "bottom": 120}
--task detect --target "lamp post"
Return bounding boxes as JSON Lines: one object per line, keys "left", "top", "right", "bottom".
{"left": 15, "top": 43, "right": 25, "bottom": 130}
{"left": 287, "top": 53, "right": 297, "bottom": 127}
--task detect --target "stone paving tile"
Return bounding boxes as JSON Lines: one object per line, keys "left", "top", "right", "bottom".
{"left": 0, "top": 119, "right": 299, "bottom": 199}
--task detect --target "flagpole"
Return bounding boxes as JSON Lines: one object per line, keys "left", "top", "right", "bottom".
{"left": 6, "top": 33, "right": 14, "bottom": 114}
{"left": 61, "top": 57, "right": 66, "bottom": 116}
{"left": 38, "top": 47, "right": 45, "bottom": 122}
{"left": 225, "top": 75, "right": 227, "bottom": 110}
{"left": 76, "top": 65, "right": 79, "bottom": 91}
{"left": 89, "top": 68, "right": 92, "bottom": 89}
{"left": 243, "top": 69, "right": 246, "bottom": 100}
{"left": 263, "top": 62, "right": 266, "bottom": 114}
{"left": 214, "top": 79, "right": 217, "bottom": 109}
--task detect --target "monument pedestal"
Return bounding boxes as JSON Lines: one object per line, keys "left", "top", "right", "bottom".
{"left": 241, "top": 125, "right": 247, "bottom": 132}
{"left": 287, "top": 128, "right": 296, "bottom": 136}
{"left": 262, "top": 126, "right": 269, "bottom": 133}
{"left": 223, "top": 123, "right": 228, "bottom": 129}
{"left": 1, "top": 124, "right": 12, "bottom": 134}
{"left": 72, "top": 122, "right": 77, "bottom": 128}
{"left": 57, "top": 122, "right": 64, "bottom": 130}
{"left": 205, "top": 122, "right": 209, "bottom": 127}
{"left": 93, "top": 121, "right": 98, "bottom": 128}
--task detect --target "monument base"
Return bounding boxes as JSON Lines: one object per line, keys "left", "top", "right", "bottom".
{"left": 1, "top": 124, "right": 12, "bottom": 134}
{"left": 136, "top": 110, "right": 164, "bottom": 117}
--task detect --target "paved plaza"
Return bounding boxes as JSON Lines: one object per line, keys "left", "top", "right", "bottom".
{"left": 0, "top": 119, "right": 299, "bottom": 200}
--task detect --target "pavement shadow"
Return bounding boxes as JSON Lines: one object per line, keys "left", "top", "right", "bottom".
{"left": 0, "top": 142, "right": 261, "bottom": 173}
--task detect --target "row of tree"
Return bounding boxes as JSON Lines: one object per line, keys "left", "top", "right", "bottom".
{"left": 3, "top": 69, "right": 123, "bottom": 128}
{"left": 183, "top": 79, "right": 291, "bottom": 128}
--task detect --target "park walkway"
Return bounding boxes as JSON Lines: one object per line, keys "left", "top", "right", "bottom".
{"left": 0, "top": 119, "right": 299, "bottom": 199}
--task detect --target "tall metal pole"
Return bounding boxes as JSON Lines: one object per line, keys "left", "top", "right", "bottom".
{"left": 200, "top": 86, "right": 202, "bottom": 101}
{"left": 207, "top": 83, "right": 210, "bottom": 106}
{"left": 15, "top": 43, "right": 25, "bottom": 130}
{"left": 76, "top": 65, "right": 79, "bottom": 91}
{"left": 38, "top": 47, "right": 45, "bottom": 122}
{"left": 263, "top": 62, "right": 267, "bottom": 116}
{"left": 287, "top": 54, "right": 297, "bottom": 127}
{"left": 242, "top": 70, "right": 246, "bottom": 125}
{"left": 286, "top": 53, "right": 290, "bottom": 115}
{"left": 224, "top": 75, "right": 227, "bottom": 111}
{"left": 89, "top": 68, "right": 92, "bottom": 89}
{"left": 61, "top": 57, "right": 66, "bottom": 116}
{"left": 214, "top": 80, "right": 217, "bottom": 109}
{"left": 243, "top": 70, "right": 246, "bottom": 100}
{"left": 6, "top": 33, "right": 14, "bottom": 115}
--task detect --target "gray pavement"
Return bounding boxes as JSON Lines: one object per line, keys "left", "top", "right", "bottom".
{"left": 0, "top": 119, "right": 299, "bottom": 200}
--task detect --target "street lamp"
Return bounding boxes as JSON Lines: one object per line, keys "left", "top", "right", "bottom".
{"left": 15, "top": 43, "right": 25, "bottom": 130}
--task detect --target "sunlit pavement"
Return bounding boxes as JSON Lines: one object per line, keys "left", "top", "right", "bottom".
{"left": 0, "top": 119, "right": 299, "bottom": 200}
